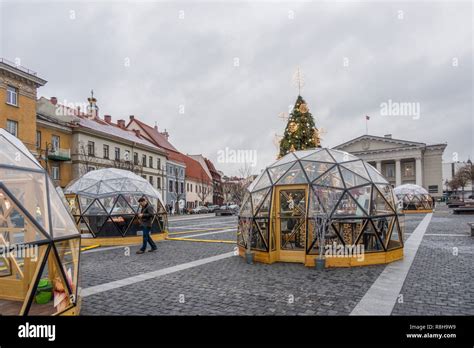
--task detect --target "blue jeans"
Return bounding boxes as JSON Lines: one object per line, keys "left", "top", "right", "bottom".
{"left": 140, "top": 226, "right": 157, "bottom": 251}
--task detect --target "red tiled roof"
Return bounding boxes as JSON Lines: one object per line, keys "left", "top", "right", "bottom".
{"left": 130, "top": 119, "right": 179, "bottom": 153}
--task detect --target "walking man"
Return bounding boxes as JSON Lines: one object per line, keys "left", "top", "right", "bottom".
{"left": 136, "top": 197, "right": 158, "bottom": 254}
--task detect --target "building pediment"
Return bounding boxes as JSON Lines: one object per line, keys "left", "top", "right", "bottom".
{"left": 333, "top": 135, "right": 425, "bottom": 153}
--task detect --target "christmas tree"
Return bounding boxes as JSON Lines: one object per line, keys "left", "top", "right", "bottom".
{"left": 279, "top": 95, "right": 321, "bottom": 158}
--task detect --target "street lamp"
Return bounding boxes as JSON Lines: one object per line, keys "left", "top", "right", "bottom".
{"left": 468, "top": 159, "right": 473, "bottom": 199}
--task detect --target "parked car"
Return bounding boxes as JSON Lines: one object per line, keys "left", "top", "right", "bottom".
{"left": 207, "top": 205, "right": 220, "bottom": 213}
{"left": 191, "top": 206, "right": 209, "bottom": 214}
{"left": 215, "top": 205, "right": 239, "bottom": 216}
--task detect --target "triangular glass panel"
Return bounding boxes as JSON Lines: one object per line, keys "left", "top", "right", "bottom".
{"left": 112, "top": 195, "right": 135, "bottom": 215}
{"left": 254, "top": 220, "right": 269, "bottom": 250}
{"left": 267, "top": 162, "right": 293, "bottom": 184}
{"left": 54, "top": 238, "right": 80, "bottom": 305}
{"left": 376, "top": 184, "right": 396, "bottom": 210}
{"left": 348, "top": 185, "right": 371, "bottom": 216}
{"left": 303, "top": 148, "right": 335, "bottom": 163}
{"left": 251, "top": 188, "right": 270, "bottom": 214}
{"left": 308, "top": 188, "right": 325, "bottom": 217}
{"left": 355, "top": 220, "right": 384, "bottom": 252}
{"left": 340, "top": 167, "right": 371, "bottom": 188}
{"left": 0, "top": 190, "right": 49, "bottom": 244}
{"left": 47, "top": 181, "right": 80, "bottom": 239}
{"left": 128, "top": 195, "right": 142, "bottom": 212}
{"left": 98, "top": 197, "right": 115, "bottom": 214}
{"left": 365, "top": 163, "right": 389, "bottom": 184}
{"left": 332, "top": 192, "right": 367, "bottom": 218}
{"left": 294, "top": 149, "right": 319, "bottom": 159}
{"left": 277, "top": 162, "right": 309, "bottom": 185}
{"left": 269, "top": 152, "right": 297, "bottom": 167}
{"left": 371, "top": 217, "right": 390, "bottom": 250}
{"left": 387, "top": 218, "right": 403, "bottom": 249}
{"left": 80, "top": 215, "right": 108, "bottom": 236}
{"left": 327, "top": 149, "right": 357, "bottom": 163}
{"left": 300, "top": 161, "right": 334, "bottom": 182}
{"left": 312, "top": 186, "right": 344, "bottom": 216}
{"left": 248, "top": 171, "right": 272, "bottom": 192}
{"left": 81, "top": 182, "right": 100, "bottom": 195}
{"left": 313, "top": 166, "right": 344, "bottom": 188}
{"left": 0, "top": 134, "right": 41, "bottom": 169}
{"left": 0, "top": 168, "right": 50, "bottom": 234}
{"left": 27, "top": 248, "right": 73, "bottom": 315}
{"left": 237, "top": 217, "right": 252, "bottom": 248}
{"left": 255, "top": 189, "right": 272, "bottom": 217}
{"left": 341, "top": 160, "right": 371, "bottom": 180}
{"left": 371, "top": 186, "right": 395, "bottom": 215}
{"left": 83, "top": 199, "right": 107, "bottom": 216}
{"left": 239, "top": 194, "right": 253, "bottom": 217}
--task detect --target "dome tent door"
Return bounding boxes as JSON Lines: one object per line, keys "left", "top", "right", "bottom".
{"left": 275, "top": 185, "right": 308, "bottom": 263}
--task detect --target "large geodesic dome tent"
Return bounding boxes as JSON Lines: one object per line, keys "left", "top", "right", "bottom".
{"left": 237, "top": 148, "right": 405, "bottom": 267}
{"left": 0, "top": 129, "right": 80, "bottom": 315}
{"left": 64, "top": 168, "right": 167, "bottom": 246}
{"left": 394, "top": 184, "right": 434, "bottom": 213}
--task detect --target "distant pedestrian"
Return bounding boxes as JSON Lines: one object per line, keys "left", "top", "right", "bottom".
{"left": 136, "top": 197, "right": 157, "bottom": 254}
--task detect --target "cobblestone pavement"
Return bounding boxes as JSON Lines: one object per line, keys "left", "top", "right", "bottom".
{"left": 392, "top": 204, "right": 474, "bottom": 315}
{"left": 79, "top": 207, "right": 473, "bottom": 315}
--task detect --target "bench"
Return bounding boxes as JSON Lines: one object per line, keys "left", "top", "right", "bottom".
{"left": 467, "top": 223, "right": 474, "bottom": 237}
{"left": 453, "top": 207, "right": 474, "bottom": 215}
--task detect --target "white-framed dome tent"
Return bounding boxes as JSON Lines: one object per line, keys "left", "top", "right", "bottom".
{"left": 64, "top": 168, "right": 168, "bottom": 246}
{"left": 0, "top": 128, "right": 81, "bottom": 315}
{"left": 393, "top": 184, "right": 434, "bottom": 213}
{"left": 237, "top": 148, "right": 405, "bottom": 268}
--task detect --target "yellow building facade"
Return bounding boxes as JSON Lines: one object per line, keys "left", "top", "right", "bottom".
{"left": 0, "top": 58, "right": 47, "bottom": 153}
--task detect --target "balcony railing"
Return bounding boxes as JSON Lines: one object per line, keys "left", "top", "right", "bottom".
{"left": 0, "top": 58, "right": 38, "bottom": 76}
{"left": 48, "top": 148, "right": 71, "bottom": 161}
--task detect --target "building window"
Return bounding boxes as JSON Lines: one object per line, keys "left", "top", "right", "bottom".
{"left": 134, "top": 152, "right": 139, "bottom": 165}
{"left": 142, "top": 175, "right": 146, "bottom": 179}
{"left": 103, "top": 144, "right": 109, "bottom": 159}
{"left": 6, "top": 86, "right": 18, "bottom": 106}
{"left": 142, "top": 154, "right": 147, "bottom": 167}
{"left": 36, "top": 131, "right": 41, "bottom": 148}
{"left": 124, "top": 150, "right": 130, "bottom": 161}
{"left": 87, "top": 166, "right": 96, "bottom": 172}
{"left": 149, "top": 156, "right": 153, "bottom": 168}
{"left": 51, "top": 135, "right": 60, "bottom": 151}
{"left": 180, "top": 182, "right": 184, "bottom": 194}
{"left": 87, "top": 141, "right": 95, "bottom": 156}
{"left": 157, "top": 177, "right": 161, "bottom": 189}
{"left": 385, "top": 163, "right": 395, "bottom": 178}
{"left": 157, "top": 158, "right": 161, "bottom": 169}
{"left": 115, "top": 147, "right": 120, "bottom": 161}
{"left": 428, "top": 185, "right": 439, "bottom": 193}
{"left": 175, "top": 181, "right": 179, "bottom": 193}
{"left": 51, "top": 165, "right": 60, "bottom": 180}
{"left": 403, "top": 162, "right": 414, "bottom": 177}
{"left": 6, "top": 119, "right": 18, "bottom": 137}
{"left": 149, "top": 176, "right": 154, "bottom": 186}
{"left": 169, "top": 180, "right": 173, "bottom": 193}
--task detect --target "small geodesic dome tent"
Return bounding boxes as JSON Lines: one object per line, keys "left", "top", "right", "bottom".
{"left": 394, "top": 184, "right": 434, "bottom": 213}
{"left": 64, "top": 168, "right": 167, "bottom": 246}
{"left": 237, "top": 148, "right": 405, "bottom": 267}
{"left": 0, "top": 129, "right": 80, "bottom": 315}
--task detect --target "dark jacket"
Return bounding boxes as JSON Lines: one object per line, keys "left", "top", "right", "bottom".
{"left": 139, "top": 203, "right": 155, "bottom": 227}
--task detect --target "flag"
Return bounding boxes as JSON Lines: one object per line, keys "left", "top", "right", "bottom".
{"left": 366, "top": 115, "right": 370, "bottom": 120}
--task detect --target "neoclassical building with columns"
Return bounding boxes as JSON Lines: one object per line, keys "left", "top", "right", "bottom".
{"left": 333, "top": 134, "right": 447, "bottom": 197}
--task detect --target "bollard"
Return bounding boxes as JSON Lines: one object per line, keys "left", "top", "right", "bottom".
{"left": 245, "top": 251, "right": 254, "bottom": 264}
{"left": 315, "top": 258, "right": 326, "bottom": 270}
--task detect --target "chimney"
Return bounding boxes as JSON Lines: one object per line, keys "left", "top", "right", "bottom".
{"left": 384, "top": 134, "right": 392, "bottom": 139}
{"left": 161, "top": 129, "right": 169, "bottom": 140}
{"left": 129, "top": 115, "right": 135, "bottom": 121}
{"left": 117, "top": 119, "right": 125, "bottom": 128}
{"left": 133, "top": 129, "right": 141, "bottom": 137}
{"left": 154, "top": 124, "right": 158, "bottom": 131}
{"left": 104, "top": 115, "right": 112, "bottom": 123}
{"left": 50, "top": 97, "right": 58, "bottom": 105}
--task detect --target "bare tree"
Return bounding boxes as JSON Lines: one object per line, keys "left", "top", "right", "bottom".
{"left": 197, "top": 173, "right": 212, "bottom": 205}
{"left": 170, "top": 168, "right": 185, "bottom": 214}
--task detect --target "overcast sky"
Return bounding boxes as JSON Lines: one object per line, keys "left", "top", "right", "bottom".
{"left": 1, "top": 1, "right": 472, "bottom": 176}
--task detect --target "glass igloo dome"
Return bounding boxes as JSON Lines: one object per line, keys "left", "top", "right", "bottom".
{"left": 237, "top": 148, "right": 404, "bottom": 267}
{"left": 0, "top": 129, "right": 80, "bottom": 315}
{"left": 393, "top": 184, "right": 434, "bottom": 212}
{"left": 64, "top": 168, "right": 167, "bottom": 240}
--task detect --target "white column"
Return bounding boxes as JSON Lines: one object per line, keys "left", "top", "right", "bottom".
{"left": 395, "top": 160, "right": 401, "bottom": 186}
{"left": 415, "top": 157, "right": 422, "bottom": 186}
{"left": 376, "top": 161, "right": 382, "bottom": 172}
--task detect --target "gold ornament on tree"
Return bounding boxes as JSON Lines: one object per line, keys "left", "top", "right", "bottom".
{"left": 298, "top": 103, "right": 309, "bottom": 113}
{"left": 288, "top": 121, "right": 298, "bottom": 133}
{"left": 289, "top": 144, "right": 296, "bottom": 152}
